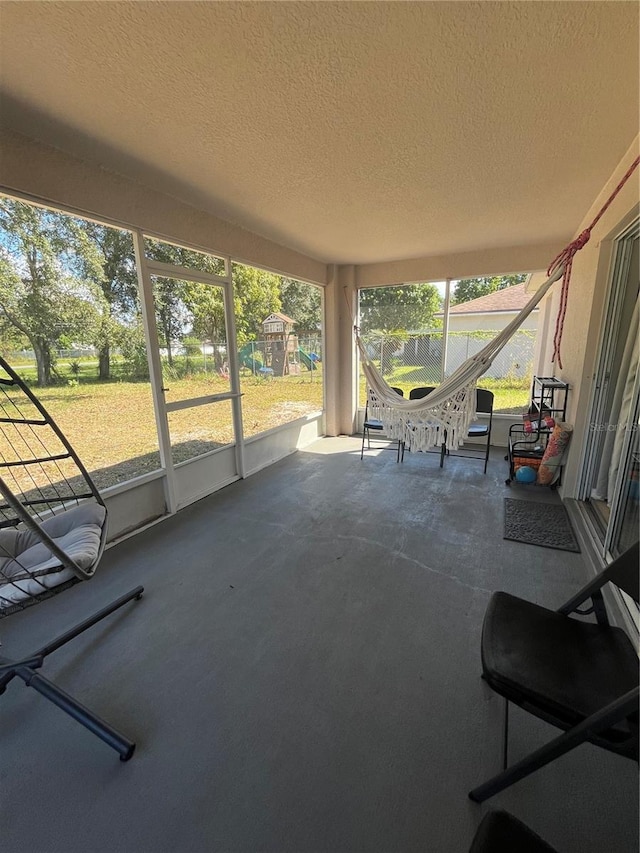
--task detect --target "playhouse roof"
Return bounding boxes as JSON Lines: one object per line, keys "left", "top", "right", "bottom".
{"left": 263, "top": 312, "right": 297, "bottom": 325}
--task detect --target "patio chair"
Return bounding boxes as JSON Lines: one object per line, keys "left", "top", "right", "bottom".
{"left": 439, "top": 388, "right": 494, "bottom": 473}
{"left": 469, "top": 810, "right": 559, "bottom": 853}
{"left": 360, "top": 386, "right": 404, "bottom": 460}
{"left": 468, "top": 540, "right": 639, "bottom": 802}
{"left": 0, "top": 356, "right": 143, "bottom": 761}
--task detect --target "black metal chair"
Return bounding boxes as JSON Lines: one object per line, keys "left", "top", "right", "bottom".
{"left": 360, "top": 386, "right": 404, "bottom": 460}
{"left": 439, "top": 388, "right": 494, "bottom": 473}
{"left": 408, "top": 386, "right": 435, "bottom": 399}
{"left": 467, "top": 388, "right": 494, "bottom": 473}
{"left": 469, "top": 540, "right": 639, "bottom": 803}
{"left": 469, "top": 810, "right": 560, "bottom": 853}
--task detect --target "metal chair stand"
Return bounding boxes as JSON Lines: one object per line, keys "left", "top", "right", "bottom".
{"left": 0, "top": 585, "right": 144, "bottom": 761}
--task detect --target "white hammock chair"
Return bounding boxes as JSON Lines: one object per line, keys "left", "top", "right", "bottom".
{"left": 356, "top": 265, "right": 565, "bottom": 453}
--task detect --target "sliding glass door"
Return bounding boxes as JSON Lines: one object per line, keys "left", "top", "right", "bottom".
{"left": 580, "top": 221, "right": 639, "bottom": 558}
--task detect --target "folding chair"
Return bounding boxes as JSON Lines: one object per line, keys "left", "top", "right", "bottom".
{"left": 469, "top": 541, "right": 639, "bottom": 802}
{"left": 360, "top": 386, "right": 404, "bottom": 460}
{"left": 440, "top": 388, "right": 494, "bottom": 473}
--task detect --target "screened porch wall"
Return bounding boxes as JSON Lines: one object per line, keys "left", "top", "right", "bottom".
{"left": 0, "top": 129, "right": 329, "bottom": 537}
{"left": 2, "top": 126, "right": 639, "bottom": 510}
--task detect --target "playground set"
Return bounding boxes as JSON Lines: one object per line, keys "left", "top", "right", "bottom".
{"left": 238, "top": 312, "right": 319, "bottom": 378}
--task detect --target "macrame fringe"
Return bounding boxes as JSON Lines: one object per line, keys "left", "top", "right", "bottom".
{"left": 367, "top": 382, "right": 478, "bottom": 452}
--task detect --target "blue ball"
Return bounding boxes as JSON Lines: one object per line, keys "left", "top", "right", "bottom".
{"left": 515, "top": 466, "right": 537, "bottom": 484}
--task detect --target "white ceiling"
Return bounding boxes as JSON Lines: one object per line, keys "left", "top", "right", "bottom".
{"left": 0, "top": 1, "right": 638, "bottom": 265}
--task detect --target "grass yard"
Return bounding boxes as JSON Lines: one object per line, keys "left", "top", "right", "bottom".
{"left": 6, "top": 359, "right": 323, "bottom": 491}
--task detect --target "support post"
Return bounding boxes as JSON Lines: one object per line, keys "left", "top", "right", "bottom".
{"left": 442, "top": 277, "right": 451, "bottom": 382}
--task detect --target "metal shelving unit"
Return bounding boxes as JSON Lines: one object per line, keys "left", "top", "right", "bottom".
{"left": 505, "top": 376, "right": 570, "bottom": 487}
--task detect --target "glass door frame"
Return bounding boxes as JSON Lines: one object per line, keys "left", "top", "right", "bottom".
{"left": 576, "top": 217, "right": 639, "bottom": 551}
{"left": 133, "top": 230, "right": 244, "bottom": 512}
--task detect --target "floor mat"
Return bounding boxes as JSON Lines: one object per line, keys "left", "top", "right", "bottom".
{"left": 503, "top": 498, "right": 580, "bottom": 552}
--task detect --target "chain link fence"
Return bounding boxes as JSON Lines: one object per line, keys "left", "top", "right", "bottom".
{"left": 365, "top": 329, "right": 535, "bottom": 383}
{"left": 5, "top": 336, "right": 324, "bottom": 380}
{"left": 405, "top": 329, "right": 535, "bottom": 379}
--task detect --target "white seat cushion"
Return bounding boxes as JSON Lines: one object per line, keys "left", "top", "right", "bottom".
{"left": 0, "top": 502, "right": 106, "bottom": 608}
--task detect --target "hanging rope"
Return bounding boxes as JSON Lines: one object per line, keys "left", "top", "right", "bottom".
{"left": 547, "top": 154, "right": 640, "bottom": 369}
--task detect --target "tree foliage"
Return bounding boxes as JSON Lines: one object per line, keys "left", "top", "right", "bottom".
{"left": 279, "top": 279, "right": 321, "bottom": 334}
{"left": 0, "top": 199, "right": 102, "bottom": 385}
{"left": 154, "top": 277, "right": 191, "bottom": 366}
{"left": 76, "top": 224, "right": 139, "bottom": 379}
{"left": 359, "top": 283, "right": 441, "bottom": 334}
{"left": 365, "top": 327, "right": 410, "bottom": 376}
{"left": 232, "top": 263, "right": 283, "bottom": 347}
{"left": 452, "top": 274, "right": 526, "bottom": 305}
{"left": 0, "top": 198, "right": 325, "bottom": 386}
{"left": 144, "top": 239, "right": 225, "bottom": 365}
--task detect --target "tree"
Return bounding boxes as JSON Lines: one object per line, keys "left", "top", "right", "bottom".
{"left": 0, "top": 199, "right": 103, "bottom": 386}
{"left": 452, "top": 274, "right": 526, "bottom": 305}
{"left": 359, "top": 283, "right": 441, "bottom": 334}
{"left": 182, "top": 282, "right": 227, "bottom": 369}
{"left": 0, "top": 314, "right": 29, "bottom": 356}
{"left": 184, "top": 284, "right": 226, "bottom": 344}
{"left": 77, "top": 224, "right": 139, "bottom": 379}
{"left": 279, "top": 279, "right": 322, "bottom": 334}
{"left": 154, "top": 277, "right": 190, "bottom": 366}
{"left": 232, "top": 263, "right": 282, "bottom": 346}
{"left": 143, "top": 240, "right": 224, "bottom": 366}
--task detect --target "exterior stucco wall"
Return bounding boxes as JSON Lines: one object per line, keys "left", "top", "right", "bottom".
{"left": 446, "top": 311, "right": 538, "bottom": 333}
{"left": 535, "top": 136, "right": 640, "bottom": 498}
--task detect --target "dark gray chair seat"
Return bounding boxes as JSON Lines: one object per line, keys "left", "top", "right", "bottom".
{"left": 482, "top": 591, "right": 639, "bottom": 752}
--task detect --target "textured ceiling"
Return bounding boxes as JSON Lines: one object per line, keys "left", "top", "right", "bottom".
{"left": 0, "top": 1, "right": 638, "bottom": 265}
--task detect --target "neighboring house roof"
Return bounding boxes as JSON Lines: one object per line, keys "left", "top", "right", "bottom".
{"left": 263, "top": 312, "right": 296, "bottom": 325}
{"left": 436, "top": 283, "right": 538, "bottom": 316}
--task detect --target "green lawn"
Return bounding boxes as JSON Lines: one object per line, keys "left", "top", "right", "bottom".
{"left": 5, "top": 357, "right": 323, "bottom": 491}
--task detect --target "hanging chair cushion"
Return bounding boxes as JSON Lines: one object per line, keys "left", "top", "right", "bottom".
{"left": 0, "top": 502, "right": 106, "bottom": 609}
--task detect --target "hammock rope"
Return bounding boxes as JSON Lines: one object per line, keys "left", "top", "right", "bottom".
{"left": 356, "top": 152, "right": 640, "bottom": 451}
{"left": 548, "top": 154, "right": 640, "bottom": 369}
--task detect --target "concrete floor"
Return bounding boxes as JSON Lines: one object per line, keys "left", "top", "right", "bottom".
{"left": 1, "top": 437, "right": 638, "bottom": 853}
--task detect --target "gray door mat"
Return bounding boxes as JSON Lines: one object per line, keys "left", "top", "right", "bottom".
{"left": 503, "top": 498, "right": 581, "bottom": 552}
